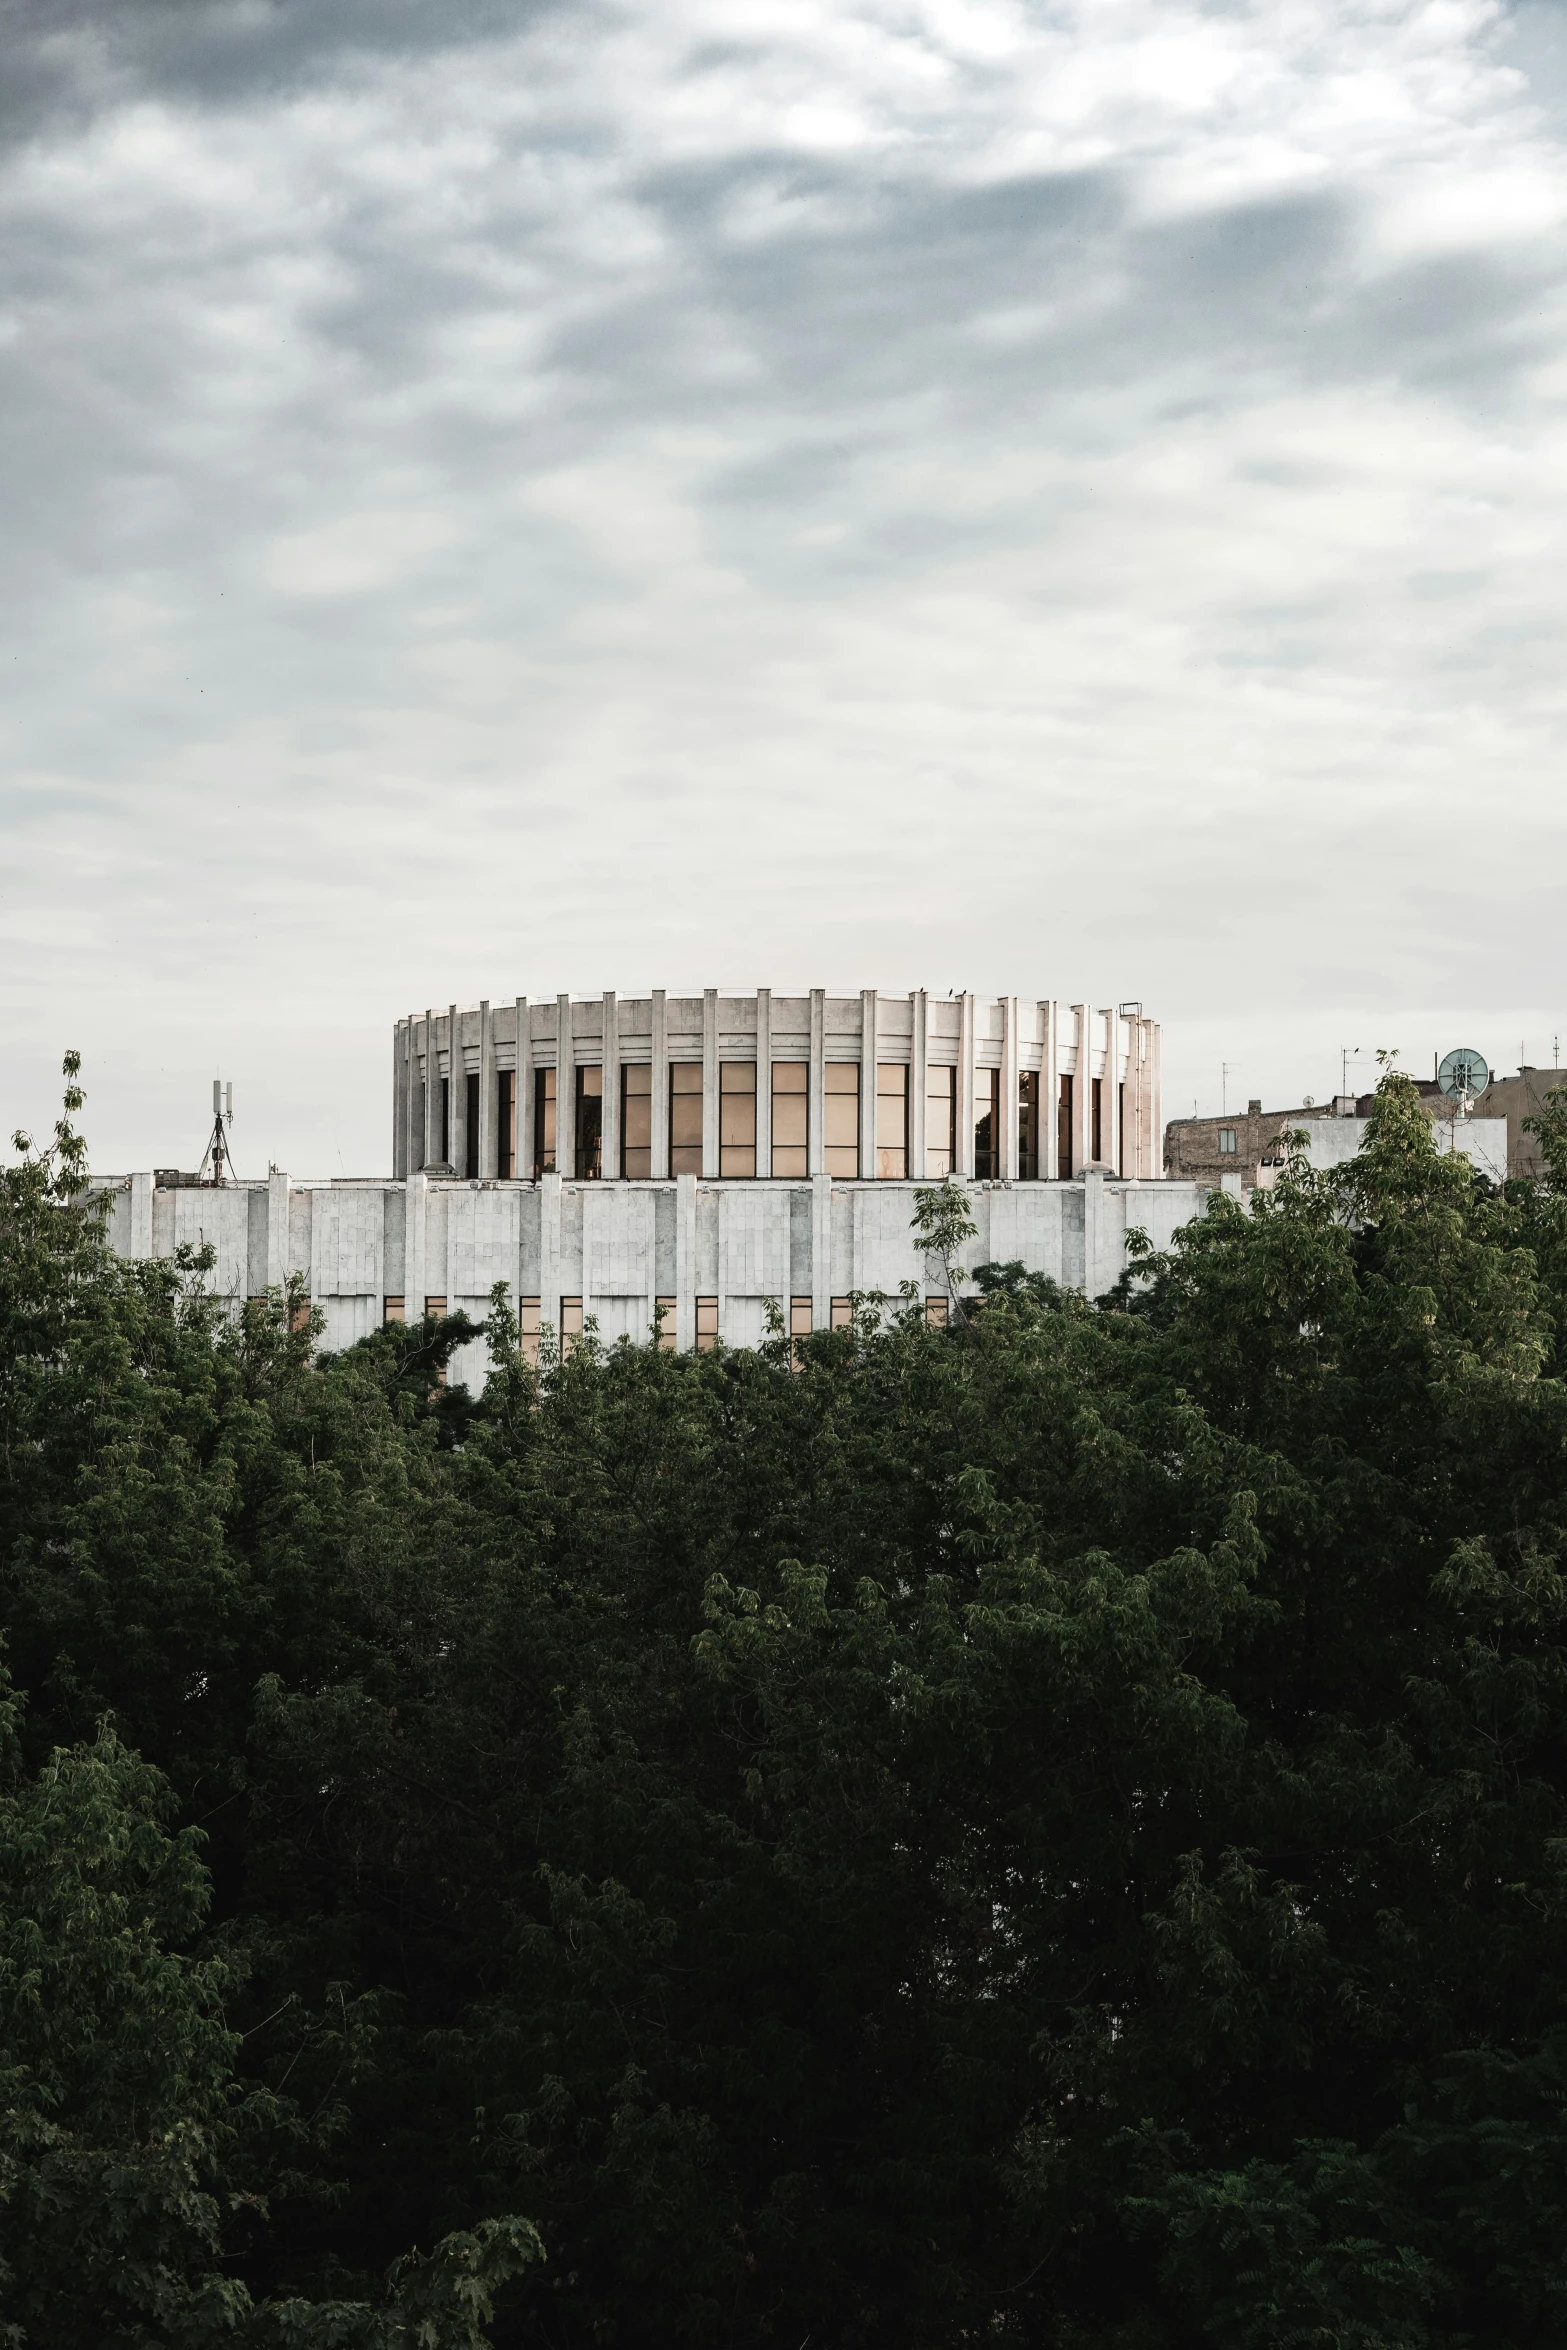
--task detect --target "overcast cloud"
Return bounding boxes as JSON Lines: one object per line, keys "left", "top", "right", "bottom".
{"left": 1, "top": 0, "right": 1564, "bottom": 1171}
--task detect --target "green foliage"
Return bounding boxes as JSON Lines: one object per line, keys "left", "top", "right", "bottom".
{"left": 5, "top": 1053, "right": 1567, "bottom": 2343}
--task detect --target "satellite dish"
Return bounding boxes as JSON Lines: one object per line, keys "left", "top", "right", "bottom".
{"left": 1437, "top": 1047, "right": 1489, "bottom": 1098}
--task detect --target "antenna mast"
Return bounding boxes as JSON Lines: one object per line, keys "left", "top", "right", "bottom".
{"left": 200, "top": 1081, "right": 236, "bottom": 1183}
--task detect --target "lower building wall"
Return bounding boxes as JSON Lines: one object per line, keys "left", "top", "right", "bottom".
{"left": 92, "top": 1171, "right": 1208, "bottom": 1390}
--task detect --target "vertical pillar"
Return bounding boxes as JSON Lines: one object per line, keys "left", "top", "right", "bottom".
{"left": 957, "top": 993, "right": 976, "bottom": 1176}
{"left": 1073, "top": 1003, "right": 1093, "bottom": 1171}
{"left": 1105, "top": 1007, "right": 1122, "bottom": 1177}
{"left": 445, "top": 1004, "right": 460, "bottom": 1172}
{"left": 403, "top": 1019, "right": 420, "bottom": 1181}
{"left": 1042, "top": 1000, "right": 1060, "bottom": 1179}
{"left": 539, "top": 1170, "right": 562, "bottom": 1336}
{"left": 859, "top": 988, "right": 877, "bottom": 1178}
{"left": 702, "top": 988, "right": 719, "bottom": 1180}
{"left": 129, "top": 1169, "right": 154, "bottom": 1260}
{"left": 756, "top": 987, "right": 772, "bottom": 1175}
{"left": 675, "top": 1172, "right": 697, "bottom": 1349}
{"left": 651, "top": 990, "right": 670, "bottom": 1179}
{"left": 911, "top": 989, "right": 928, "bottom": 1180}
{"left": 478, "top": 1000, "right": 494, "bottom": 1178}
{"left": 267, "top": 1167, "right": 292, "bottom": 1290}
{"left": 393, "top": 1021, "right": 407, "bottom": 1178}
{"left": 1149, "top": 1021, "right": 1163, "bottom": 1177}
{"left": 602, "top": 990, "right": 620, "bottom": 1179}
{"left": 555, "top": 994, "right": 575, "bottom": 1180}
{"left": 422, "top": 1009, "right": 439, "bottom": 1171}
{"left": 1001, "top": 996, "right": 1019, "bottom": 1180}
{"left": 811, "top": 1170, "right": 831, "bottom": 1328}
{"left": 516, "top": 997, "right": 533, "bottom": 1181}
{"left": 808, "top": 988, "right": 825, "bottom": 1177}
{"left": 405, "top": 1172, "right": 426, "bottom": 1319}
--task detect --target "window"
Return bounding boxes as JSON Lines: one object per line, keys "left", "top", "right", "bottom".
{"left": 383, "top": 1296, "right": 405, "bottom": 1325}
{"left": 695, "top": 1296, "right": 718, "bottom": 1352}
{"left": 876, "top": 1064, "right": 908, "bottom": 1179}
{"left": 670, "top": 1061, "right": 703, "bottom": 1175}
{"left": 830, "top": 1296, "right": 854, "bottom": 1328}
{"left": 439, "top": 1076, "right": 450, "bottom": 1168}
{"left": 576, "top": 1067, "right": 602, "bottom": 1179}
{"left": 424, "top": 1295, "right": 447, "bottom": 1319}
{"left": 518, "top": 1297, "right": 542, "bottom": 1367}
{"left": 925, "top": 1295, "right": 948, "bottom": 1329}
{"left": 1058, "top": 1074, "right": 1074, "bottom": 1178}
{"left": 622, "top": 1063, "right": 652, "bottom": 1178}
{"left": 655, "top": 1296, "right": 677, "bottom": 1352}
{"left": 974, "top": 1067, "right": 1001, "bottom": 1178}
{"left": 498, "top": 1069, "right": 515, "bottom": 1178}
{"left": 559, "top": 1296, "right": 583, "bottom": 1357}
{"left": 926, "top": 1064, "right": 956, "bottom": 1178}
{"left": 1218, "top": 1128, "right": 1237, "bottom": 1155}
{"left": 824, "top": 1063, "right": 859, "bottom": 1177}
{"left": 465, "top": 1071, "right": 480, "bottom": 1179}
{"left": 771, "top": 1061, "right": 808, "bottom": 1176}
{"left": 789, "top": 1297, "right": 813, "bottom": 1337}
{"left": 1019, "top": 1070, "right": 1040, "bottom": 1180}
{"left": 533, "top": 1068, "right": 556, "bottom": 1175}
{"left": 720, "top": 1061, "right": 756, "bottom": 1176}
{"left": 1091, "top": 1077, "right": 1103, "bottom": 1163}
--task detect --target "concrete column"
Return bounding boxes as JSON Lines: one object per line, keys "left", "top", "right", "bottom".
{"left": 859, "top": 988, "right": 877, "bottom": 1178}
{"left": 602, "top": 990, "right": 620, "bottom": 1178}
{"left": 422, "top": 1010, "right": 438, "bottom": 1170}
{"left": 957, "top": 993, "right": 975, "bottom": 1176}
{"left": 581, "top": 1185, "right": 595, "bottom": 1324}
{"left": 811, "top": 1170, "right": 832, "bottom": 1327}
{"left": 478, "top": 1000, "right": 494, "bottom": 1179}
{"left": 675, "top": 1172, "right": 697, "bottom": 1349}
{"left": 756, "top": 987, "right": 772, "bottom": 1175}
{"left": 808, "top": 988, "right": 825, "bottom": 1177}
{"left": 555, "top": 994, "right": 575, "bottom": 1180}
{"left": 651, "top": 990, "right": 669, "bottom": 1180}
{"left": 1042, "top": 1000, "right": 1060, "bottom": 1179}
{"left": 1002, "top": 996, "right": 1019, "bottom": 1180}
{"left": 405, "top": 1172, "right": 426, "bottom": 1316}
{"left": 1104, "top": 1007, "right": 1121, "bottom": 1176}
{"left": 540, "top": 1170, "right": 562, "bottom": 1337}
{"left": 393, "top": 1021, "right": 407, "bottom": 1178}
{"left": 1150, "top": 1021, "right": 1163, "bottom": 1177}
{"left": 702, "top": 988, "right": 719, "bottom": 1179}
{"left": 264, "top": 1167, "right": 290, "bottom": 1290}
{"left": 912, "top": 990, "right": 928, "bottom": 1180}
{"left": 447, "top": 1003, "right": 461, "bottom": 1172}
{"left": 1074, "top": 1004, "right": 1094, "bottom": 1171}
{"left": 403, "top": 1019, "right": 420, "bottom": 1181}
{"left": 1083, "top": 1168, "right": 1105, "bottom": 1297}
{"left": 129, "top": 1169, "right": 154, "bottom": 1260}
{"left": 515, "top": 997, "right": 532, "bottom": 1180}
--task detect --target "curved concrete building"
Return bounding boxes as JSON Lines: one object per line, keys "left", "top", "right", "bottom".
{"left": 394, "top": 990, "right": 1162, "bottom": 1186}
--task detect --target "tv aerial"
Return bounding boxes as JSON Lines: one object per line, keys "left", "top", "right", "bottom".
{"left": 1437, "top": 1047, "right": 1488, "bottom": 1102}
{"left": 199, "top": 1081, "right": 237, "bottom": 1182}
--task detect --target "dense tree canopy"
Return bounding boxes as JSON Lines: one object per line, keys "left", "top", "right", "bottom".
{"left": 4, "top": 1059, "right": 1567, "bottom": 2345}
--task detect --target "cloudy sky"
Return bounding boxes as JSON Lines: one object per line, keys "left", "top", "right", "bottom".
{"left": 2, "top": 0, "right": 1565, "bottom": 1173}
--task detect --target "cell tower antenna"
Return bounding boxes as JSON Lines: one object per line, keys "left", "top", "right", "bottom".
{"left": 199, "top": 1080, "right": 237, "bottom": 1183}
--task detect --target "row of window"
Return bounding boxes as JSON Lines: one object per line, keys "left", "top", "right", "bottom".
{"left": 429, "top": 1063, "right": 1113, "bottom": 1180}
{"left": 388, "top": 1292, "right": 951, "bottom": 1360}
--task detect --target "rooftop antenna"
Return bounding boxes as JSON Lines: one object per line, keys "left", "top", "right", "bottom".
{"left": 1341, "top": 1045, "right": 1363, "bottom": 1100}
{"left": 199, "top": 1080, "right": 236, "bottom": 1183}
{"left": 1222, "top": 1061, "right": 1231, "bottom": 1116}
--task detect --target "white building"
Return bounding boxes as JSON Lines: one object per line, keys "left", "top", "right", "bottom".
{"left": 92, "top": 991, "right": 1209, "bottom": 1383}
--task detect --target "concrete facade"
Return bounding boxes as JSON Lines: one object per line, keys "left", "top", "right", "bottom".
{"left": 1469, "top": 1067, "right": 1567, "bottom": 1180}
{"left": 394, "top": 991, "right": 1163, "bottom": 1185}
{"left": 90, "top": 1164, "right": 1206, "bottom": 1391}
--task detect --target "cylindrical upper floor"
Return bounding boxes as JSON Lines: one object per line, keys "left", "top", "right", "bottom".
{"left": 393, "top": 989, "right": 1161, "bottom": 1185}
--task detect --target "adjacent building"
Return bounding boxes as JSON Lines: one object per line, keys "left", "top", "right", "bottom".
{"left": 1165, "top": 1086, "right": 1512, "bottom": 1190}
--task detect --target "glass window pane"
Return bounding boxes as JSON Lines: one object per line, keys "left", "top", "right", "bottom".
{"left": 830, "top": 1296, "right": 853, "bottom": 1328}
{"left": 825, "top": 1062, "right": 859, "bottom": 1093}
{"left": 772, "top": 1061, "right": 807, "bottom": 1091}
{"left": 622, "top": 1063, "right": 652, "bottom": 1175}
{"left": 671, "top": 1060, "right": 703, "bottom": 1093}
{"left": 575, "top": 1067, "right": 602, "bottom": 1179}
{"left": 926, "top": 1065, "right": 955, "bottom": 1178}
{"left": 722, "top": 1060, "right": 756, "bottom": 1091}
{"left": 876, "top": 1064, "right": 907, "bottom": 1180}
{"left": 1018, "top": 1069, "right": 1039, "bottom": 1181}
{"left": 534, "top": 1068, "right": 556, "bottom": 1175}
{"left": 696, "top": 1296, "right": 718, "bottom": 1352}
{"left": 719, "top": 1146, "right": 756, "bottom": 1176}
{"left": 671, "top": 1097, "right": 703, "bottom": 1147}
{"left": 824, "top": 1065, "right": 858, "bottom": 1174}
{"left": 772, "top": 1146, "right": 807, "bottom": 1176}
